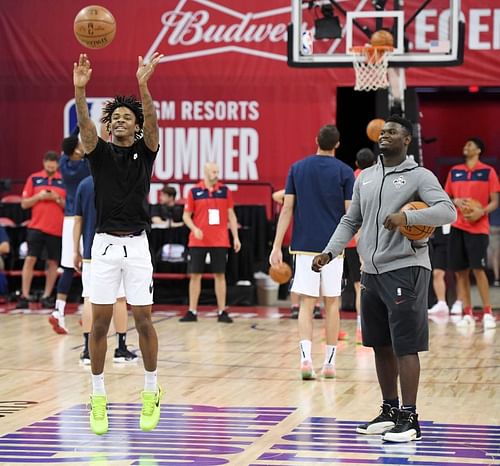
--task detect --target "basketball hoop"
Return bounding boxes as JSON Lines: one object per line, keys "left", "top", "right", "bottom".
{"left": 350, "top": 45, "right": 394, "bottom": 92}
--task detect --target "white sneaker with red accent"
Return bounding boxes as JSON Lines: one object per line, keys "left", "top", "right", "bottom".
{"left": 48, "top": 311, "right": 69, "bottom": 335}
{"left": 428, "top": 301, "right": 449, "bottom": 314}
{"left": 450, "top": 301, "right": 463, "bottom": 315}
{"left": 456, "top": 314, "right": 475, "bottom": 328}
{"left": 483, "top": 313, "right": 496, "bottom": 329}
{"left": 321, "top": 363, "right": 336, "bottom": 379}
{"left": 300, "top": 360, "right": 316, "bottom": 380}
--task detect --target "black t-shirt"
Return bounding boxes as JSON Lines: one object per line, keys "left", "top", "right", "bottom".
{"left": 150, "top": 204, "right": 184, "bottom": 222}
{"left": 86, "top": 137, "right": 158, "bottom": 233}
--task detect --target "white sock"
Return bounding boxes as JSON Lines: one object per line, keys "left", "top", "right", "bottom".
{"left": 92, "top": 373, "right": 106, "bottom": 395}
{"left": 56, "top": 299, "right": 66, "bottom": 317}
{"left": 324, "top": 345, "right": 336, "bottom": 366}
{"left": 356, "top": 315, "right": 361, "bottom": 328}
{"left": 299, "top": 340, "right": 312, "bottom": 363}
{"left": 454, "top": 300, "right": 463, "bottom": 307}
{"left": 144, "top": 370, "right": 158, "bottom": 392}
{"left": 437, "top": 300, "right": 447, "bottom": 306}
{"left": 189, "top": 309, "right": 197, "bottom": 315}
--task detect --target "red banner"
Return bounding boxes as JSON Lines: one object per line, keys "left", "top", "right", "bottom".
{"left": 1, "top": 0, "right": 499, "bottom": 199}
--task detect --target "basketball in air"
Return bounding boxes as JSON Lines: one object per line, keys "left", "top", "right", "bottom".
{"left": 269, "top": 263, "right": 293, "bottom": 285}
{"left": 370, "top": 29, "right": 394, "bottom": 47}
{"left": 366, "top": 118, "right": 385, "bottom": 142}
{"left": 74, "top": 5, "right": 116, "bottom": 49}
{"left": 399, "top": 201, "right": 435, "bottom": 241}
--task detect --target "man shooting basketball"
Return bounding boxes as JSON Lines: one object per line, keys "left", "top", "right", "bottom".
{"left": 73, "top": 52, "right": 163, "bottom": 435}
{"left": 312, "top": 116, "right": 456, "bottom": 443}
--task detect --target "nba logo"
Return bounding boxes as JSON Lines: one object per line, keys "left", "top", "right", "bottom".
{"left": 301, "top": 30, "right": 313, "bottom": 55}
{"left": 64, "top": 97, "right": 112, "bottom": 137}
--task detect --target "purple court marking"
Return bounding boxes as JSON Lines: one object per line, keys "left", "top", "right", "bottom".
{"left": 2, "top": 406, "right": 499, "bottom": 465}
{"left": 0, "top": 404, "right": 295, "bottom": 464}
{"left": 252, "top": 416, "right": 500, "bottom": 465}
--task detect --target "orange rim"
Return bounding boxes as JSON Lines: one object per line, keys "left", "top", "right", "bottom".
{"left": 350, "top": 45, "right": 394, "bottom": 54}
{"left": 350, "top": 45, "right": 394, "bottom": 64}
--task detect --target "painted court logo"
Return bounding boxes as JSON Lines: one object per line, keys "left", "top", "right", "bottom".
{"left": 144, "top": 0, "right": 291, "bottom": 63}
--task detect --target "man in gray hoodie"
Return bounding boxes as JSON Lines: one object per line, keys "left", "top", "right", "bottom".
{"left": 312, "top": 115, "right": 456, "bottom": 443}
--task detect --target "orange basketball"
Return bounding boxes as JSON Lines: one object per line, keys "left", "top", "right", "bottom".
{"left": 460, "top": 198, "right": 483, "bottom": 222}
{"left": 460, "top": 198, "right": 482, "bottom": 214}
{"left": 399, "top": 201, "right": 435, "bottom": 241}
{"left": 370, "top": 29, "right": 394, "bottom": 47}
{"left": 366, "top": 118, "right": 385, "bottom": 142}
{"left": 269, "top": 263, "right": 293, "bottom": 285}
{"left": 74, "top": 5, "right": 116, "bottom": 49}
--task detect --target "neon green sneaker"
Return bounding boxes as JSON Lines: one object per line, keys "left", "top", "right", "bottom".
{"left": 140, "top": 386, "right": 163, "bottom": 431}
{"left": 89, "top": 395, "right": 108, "bottom": 435}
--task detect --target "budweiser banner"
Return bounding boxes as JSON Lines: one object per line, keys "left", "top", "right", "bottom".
{"left": 1, "top": 0, "right": 499, "bottom": 202}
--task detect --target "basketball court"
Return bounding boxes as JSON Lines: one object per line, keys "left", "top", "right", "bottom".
{"left": 0, "top": 298, "right": 498, "bottom": 465}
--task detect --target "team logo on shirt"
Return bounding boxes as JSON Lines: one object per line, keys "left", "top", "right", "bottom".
{"left": 393, "top": 176, "right": 407, "bottom": 189}
{"left": 133, "top": 153, "right": 138, "bottom": 160}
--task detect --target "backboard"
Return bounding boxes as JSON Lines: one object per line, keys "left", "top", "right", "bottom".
{"left": 288, "top": 0, "right": 464, "bottom": 68}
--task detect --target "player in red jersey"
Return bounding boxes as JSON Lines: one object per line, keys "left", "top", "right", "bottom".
{"left": 444, "top": 138, "right": 499, "bottom": 330}
{"left": 18, "top": 152, "right": 66, "bottom": 309}
{"left": 179, "top": 162, "right": 241, "bottom": 323}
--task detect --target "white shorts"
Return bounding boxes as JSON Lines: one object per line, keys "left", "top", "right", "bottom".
{"left": 61, "top": 217, "right": 75, "bottom": 268}
{"left": 90, "top": 232, "right": 154, "bottom": 305}
{"left": 291, "top": 253, "right": 344, "bottom": 298}
{"left": 81, "top": 260, "right": 125, "bottom": 299}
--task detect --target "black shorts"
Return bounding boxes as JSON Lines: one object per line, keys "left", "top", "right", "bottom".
{"left": 187, "top": 247, "right": 228, "bottom": 274}
{"left": 429, "top": 238, "right": 448, "bottom": 270}
{"left": 360, "top": 266, "right": 430, "bottom": 356}
{"left": 344, "top": 247, "right": 361, "bottom": 283}
{"left": 26, "top": 228, "right": 61, "bottom": 262}
{"left": 447, "top": 227, "right": 489, "bottom": 271}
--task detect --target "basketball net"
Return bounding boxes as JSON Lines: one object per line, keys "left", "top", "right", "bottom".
{"left": 351, "top": 45, "right": 394, "bottom": 92}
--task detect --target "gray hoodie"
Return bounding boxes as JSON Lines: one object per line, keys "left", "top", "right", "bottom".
{"left": 323, "top": 156, "right": 457, "bottom": 274}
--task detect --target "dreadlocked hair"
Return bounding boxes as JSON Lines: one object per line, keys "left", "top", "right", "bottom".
{"left": 100, "top": 95, "right": 144, "bottom": 139}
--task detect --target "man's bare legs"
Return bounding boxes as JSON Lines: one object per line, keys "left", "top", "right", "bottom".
{"left": 456, "top": 268, "right": 494, "bottom": 328}
{"left": 373, "top": 346, "right": 399, "bottom": 401}
{"left": 323, "top": 296, "right": 340, "bottom": 345}
{"left": 42, "top": 259, "right": 58, "bottom": 300}
{"left": 89, "top": 304, "right": 114, "bottom": 377}
{"left": 214, "top": 273, "right": 226, "bottom": 310}
{"left": 131, "top": 305, "right": 158, "bottom": 372}
{"left": 21, "top": 256, "right": 37, "bottom": 299}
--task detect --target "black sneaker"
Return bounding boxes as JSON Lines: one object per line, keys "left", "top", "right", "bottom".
{"left": 179, "top": 310, "right": 198, "bottom": 322}
{"left": 40, "top": 296, "right": 55, "bottom": 308}
{"left": 313, "top": 305, "right": 323, "bottom": 319}
{"left": 80, "top": 349, "right": 90, "bottom": 365}
{"left": 382, "top": 410, "right": 421, "bottom": 442}
{"left": 218, "top": 310, "right": 233, "bottom": 323}
{"left": 290, "top": 306, "right": 299, "bottom": 319}
{"left": 16, "top": 295, "right": 30, "bottom": 309}
{"left": 356, "top": 404, "right": 399, "bottom": 435}
{"left": 113, "top": 347, "right": 138, "bottom": 363}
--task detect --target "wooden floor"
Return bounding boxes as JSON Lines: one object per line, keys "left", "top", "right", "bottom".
{"left": 0, "top": 305, "right": 498, "bottom": 465}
